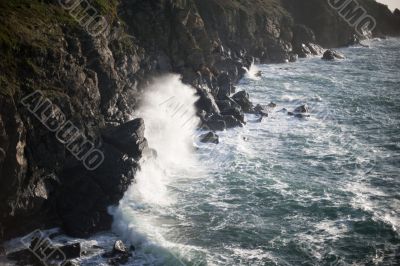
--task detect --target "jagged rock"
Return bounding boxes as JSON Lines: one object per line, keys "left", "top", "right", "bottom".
{"left": 220, "top": 107, "right": 245, "bottom": 123}
{"left": 217, "top": 72, "right": 234, "bottom": 99}
{"left": 223, "top": 115, "right": 243, "bottom": 128}
{"left": 102, "top": 118, "right": 148, "bottom": 159}
{"left": 254, "top": 104, "right": 269, "bottom": 117}
{"left": 307, "top": 43, "right": 324, "bottom": 55}
{"left": 102, "top": 240, "right": 132, "bottom": 265}
{"left": 60, "top": 243, "right": 81, "bottom": 259}
{"left": 206, "top": 120, "right": 226, "bottom": 132}
{"left": 232, "top": 91, "right": 253, "bottom": 113}
{"left": 113, "top": 240, "right": 128, "bottom": 254}
{"left": 200, "top": 132, "right": 219, "bottom": 144}
{"left": 294, "top": 104, "right": 309, "bottom": 113}
{"left": 322, "top": 49, "right": 345, "bottom": 60}
{"left": 289, "top": 53, "right": 298, "bottom": 62}
{"left": 196, "top": 87, "right": 221, "bottom": 114}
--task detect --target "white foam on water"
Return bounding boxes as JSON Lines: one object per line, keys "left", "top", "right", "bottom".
{"left": 243, "top": 62, "right": 261, "bottom": 80}
{"left": 110, "top": 74, "right": 203, "bottom": 264}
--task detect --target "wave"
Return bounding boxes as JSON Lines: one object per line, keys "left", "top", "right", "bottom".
{"left": 110, "top": 74, "right": 201, "bottom": 264}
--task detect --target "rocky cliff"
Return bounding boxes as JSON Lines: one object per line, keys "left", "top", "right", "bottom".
{"left": 0, "top": 0, "right": 399, "bottom": 241}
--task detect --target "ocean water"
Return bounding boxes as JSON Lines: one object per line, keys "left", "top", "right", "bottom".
{"left": 107, "top": 37, "right": 400, "bottom": 265}
{"left": 5, "top": 38, "right": 399, "bottom": 266}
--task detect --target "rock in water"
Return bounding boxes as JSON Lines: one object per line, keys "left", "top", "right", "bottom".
{"left": 254, "top": 104, "right": 269, "bottom": 117}
{"left": 200, "top": 132, "right": 219, "bottom": 144}
{"left": 322, "top": 49, "right": 345, "bottom": 60}
{"left": 102, "top": 240, "right": 132, "bottom": 265}
{"left": 113, "top": 240, "right": 128, "bottom": 254}
{"left": 102, "top": 118, "right": 148, "bottom": 159}
{"left": 294, "top": 104, "right": 309, "bottom": 113}
{"left": 232, "top": 91, "right": 253, "bottom": 112}
{"left": 223, "top": 115, "right": 243, "bottom": 128}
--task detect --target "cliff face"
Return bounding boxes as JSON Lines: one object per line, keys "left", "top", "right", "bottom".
{"left": 0, "top": 0, "right": 399, "bottom": 241}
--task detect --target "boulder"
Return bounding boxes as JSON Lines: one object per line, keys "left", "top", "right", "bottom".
{"left": 298, "top": 43, "right": 312, "bottom": 58}
{"left": 307, "top": 43, "right": 324, "bottom": 55}
{"left": 113, "top": 240, "right": 128, "bottom": 254}
{"left": 322, "top": 49, "right": 345, "bottom": 60}
{"left": 195, "top": 87, "right": 221, "bottom": 114}
{"left": 232, "top": 91, "right": 253, "bottom": 112}
{"left": 102, "top": 118, "right": 148, "bottom": 159}
{"left": 199, "top": 132, "right": 219, "bottom": 144}
{"left": 102, "top": 240, "right": 132, "bottom": 265}
{"left": 254, "top": 104, "right": 269, "bottom": 117}
{"left": 223, "top": 115, "right": 243, "bottom": 128}
{"left": 220, "top": 107, "right": 245, "bottom": 123}
{"left": 60, "top": 243, "right": 81, "bottom": 259}
{"left": 289, "top": 53, "right": 298, "bottom": 62}
{"left": 216, "top": 72, "right": 233, "bottom": 99}
{"left": 294, "top": 104, "right": 309, "bottom": 113}
{"left": 206, "top": 119, "right": 226, "bottom": 131}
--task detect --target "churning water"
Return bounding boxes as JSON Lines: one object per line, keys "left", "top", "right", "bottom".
{"left": 111, "top": 38, "right": 400, "bottom": 265}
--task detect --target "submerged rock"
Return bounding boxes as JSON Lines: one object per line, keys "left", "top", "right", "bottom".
{"left": 200, "top": 132, "right": 219, "bottom": 144}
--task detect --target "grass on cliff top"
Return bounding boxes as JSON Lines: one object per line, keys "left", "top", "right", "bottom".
{"left": 0, "top": 0, "right": 119, "bottom": 97}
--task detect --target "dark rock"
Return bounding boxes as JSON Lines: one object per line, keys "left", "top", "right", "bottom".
{"left": 289, "top": 53, "right": 298, "bottom": 62}
{"left": 102, "top": 118, "right": 148, "bottom": 159}
{"left": 254, "top": 103, "right": 275, "bottom": 117}
{"left": 223, "top": 115, "right": 243, "bottom": 128}
{"left": 307, "top": 43, "right": 324, "bottom": 55}
{"left": 322, "top": 49, "right": 345, "bottom": 60}
{"left": 59, "top": 243, "right": 81, "bottom": 259}
{"left": 232, "top": 91, "right": 253, "bottom": 113}
{"left": 206, "top": 120, "right": 226, "bottom": 132}
{"left": 217, "top": 72, "right": 233, "bottom": 99}
{"left": 200, "top": 132, "right": 219, "bottom": 144}
{"left": 195, "top": 87, "right": 220, "bottom": 114}
{"left": 277, "top": 108, "right": 288, "bottom": 113}
{"left": 102, "top": 240, "right": 132, "bottom": 266}
{"left": 292, "top": 24, "right": 316, "bottom": 49}
{"left": 294, "top": 104, "right": 309, "bottom": 113}
{"left": 297, "top": 43, "right": 312, "bottom": 58}
{"left": 220, "top": 107, "right": 245, "bottom": 123}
